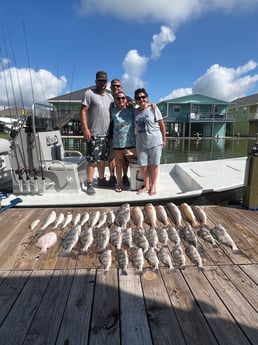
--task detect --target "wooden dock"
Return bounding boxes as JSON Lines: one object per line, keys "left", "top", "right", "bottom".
{"left": 0, "top": 204, "right": 257, "bottom": 345}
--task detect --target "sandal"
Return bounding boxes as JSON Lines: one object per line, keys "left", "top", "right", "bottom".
{"left": 137, "top": 187, "right": 149, "bottom": 195}
{"left": 149, "top": 190, "right": 157, "bottom": 196}
{"left": 115, "top": 186, "right": 123, "bottom": 193}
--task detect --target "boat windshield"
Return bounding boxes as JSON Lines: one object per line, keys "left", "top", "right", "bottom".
{"left": 30, "top": 103, "right": 58, "bottom": 132}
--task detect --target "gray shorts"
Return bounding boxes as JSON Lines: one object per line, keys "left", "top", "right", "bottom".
{"left": 137, "top": 145, "right": 162, "bottom": 166}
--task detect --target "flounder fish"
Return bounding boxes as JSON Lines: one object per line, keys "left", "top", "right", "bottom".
{"left": 36, "top": 231, "right": 58, "bottom": 254}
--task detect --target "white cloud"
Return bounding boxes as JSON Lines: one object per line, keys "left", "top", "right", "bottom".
{"left": 121, "top": 50, "right": 149, "bottom": 95}
{"left": 150, "top": 26, "right": 175, "bottom": 60}
{"left": 0, "top": 64, "right": 67, "bottom": 108}
{"left": 77, "top": 0, "right": 258, "bottom": 100}
{"left": 162, "top": 61, "right": 258, "bottom": 101}
{"left": 76, "top": 0, "right": 258, "bottom": 26}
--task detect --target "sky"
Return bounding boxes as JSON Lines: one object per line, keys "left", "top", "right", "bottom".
{"left": 1, "top": 0, "right": 258, "bottom": 109}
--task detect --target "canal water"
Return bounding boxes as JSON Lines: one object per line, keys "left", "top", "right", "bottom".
{"left": 63, "top": 137, "right": 256, "bottom": 163}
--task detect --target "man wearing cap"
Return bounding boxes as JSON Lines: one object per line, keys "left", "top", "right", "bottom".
{"left": 80, "top": 71, "right": 113, "bottom": 195}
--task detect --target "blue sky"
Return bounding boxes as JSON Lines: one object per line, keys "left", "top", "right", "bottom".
{"left": 1, "top": 0, "right": 258, "bottom": 108}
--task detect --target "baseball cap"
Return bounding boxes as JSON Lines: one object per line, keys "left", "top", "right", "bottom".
{"left": 96, "top": 71, "right": 108, "bottom": 80}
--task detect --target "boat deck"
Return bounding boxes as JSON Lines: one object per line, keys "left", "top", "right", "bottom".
{"left": 1, "top": 157, "right": 247, "bottom": 207}
{"left": 0, "top": 204, "right": 258, "bottom": 344}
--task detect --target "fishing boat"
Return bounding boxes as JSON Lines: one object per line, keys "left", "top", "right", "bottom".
{"left": 0, "top": 103, "right": 247, "bottom": 208}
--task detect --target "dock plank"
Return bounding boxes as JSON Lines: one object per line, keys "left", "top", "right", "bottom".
{"left": 203, "top": 266, "right": 258, "bottom": 345}
{"left": 89, "top": 269, "right": 120, "bottom": 345}
{"left": 141, "top": 269, "right": 186, "bottom": 345}
{"left": 183, "top": 266, "right": 251, "bottom": 345}
{"left": 56, "top": 269, "right": 96, "bottom": 345}
{"left": 0, "top": 270, "right": 52, "bottom": 345}
{"left": 240, "top": 264, "right": 258, "bottom": 284}
{"left": 160, "top": 267, "right": 218, "bottom": 344}
{"left": 119, "top": 268, "right": 153, "bottom": 345}
{"left": 220, "top": 265, "right": 258, "bottom": 312}
{"left": 22, "top": 269, "right": 74, "bottom": 345}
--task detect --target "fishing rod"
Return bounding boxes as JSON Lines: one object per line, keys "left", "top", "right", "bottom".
{"left": 1, "top": 24, "right": 26, "bottom": 191}
{"left": 22, "top": 21, "right": 45, "bottom": 191}
{"left": 6, "top": 25, "right": 33, "bottom": 191}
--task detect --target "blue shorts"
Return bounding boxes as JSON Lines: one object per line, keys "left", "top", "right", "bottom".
{"left": 137, "top": 145, "right": 162, "bottom": 166}
{"left": 86, "top": 136, "right": 110, "bottom": 163}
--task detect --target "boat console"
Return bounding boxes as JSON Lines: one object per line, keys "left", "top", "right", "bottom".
{"left": 10, "top": 103, "right": 84, "bottom": 195}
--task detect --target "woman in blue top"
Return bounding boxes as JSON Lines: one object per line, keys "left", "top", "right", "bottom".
{"left": 134, "top": 88, "right": 166, "bottom": 196}
{"left": 110, "top": 91, "right": 136, "bottom": 192}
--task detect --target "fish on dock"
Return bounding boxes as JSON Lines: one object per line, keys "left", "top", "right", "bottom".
{"left": 96, "top": 226, "right": 110, "bottom": 252}
{"left": 96, "top": 212, "right": 107, "bottom": 228}
{"left": 53, "top": 213, "right": 65, "bottom": 229}
{"left": 36, "top": 231, "right": 58, "bottom": 254}
{"left": 156, "top": 205, "right": 169, "bottom": 227}
{"left": 88, "top": 210, "right": 101, "bottom": 227}
{"left": 144, "top": 247, "right": 159, "bottom": 271}
{"left": 115, "top": 248, "right": 129, "bottom": 275}
{"left": 197, "top": 225, "right": 217, "bottom": 247}
{"left": 79, "top": 226, "right": 94, "bottom": 254}
{"left": 39, "top": 210, "right": 57, "bottom": 231}
{"left": 122, "top": 227, "right": 133, "bottom": 248}
{"left": 72, "top": 213, "right": 81, "bottom": 226}
{"left": 110, "top": 226, "right": 122, "bottom": 250}
{"left": 167, "top": 225, "right": 181, "bottom": 245}
{"left": 133, "top": 229, "right": 149, "bottom": 253}
{"left": 185, "top": 244, "right": 203, "bottom": 270}
{"left": 171, "top": 244, "right": 186, "bottom": 269}
{"left": 29, "top": 219, "right": 40, "bottom": 231}
{"left": 115, "top": 203, "right": 131, "bottom": 228}
{"left": 179, "top": 224, "right": 198, "bottom": 247}
{"left": 61, "top": 224, "right": 81, "bottom": 257}
{"left": 99, "top": 249, "right": 112, "bottom": 274}
{"left": 130, "top": 247, "right": 144, "bottom": 273}
{"left": 80, "top": 212, "right": 89, "bottom": 226}
{"left": 180, "top": 203, "right": 199, "bottom": 228}
{"left": 146, "top": 227, "right": 159, "bottom": 249}
{"left": 192, "top": 205, "right": 207, "bottom": 225}
{"left": 131, "top": 206, "right": 144, "bottom": 228}
{"left": 106, "top": 210, "right": 115, "bottom": 226}
{"left": 157, "top": 247, "right": 174, "bottom": 271}
{"left": 143, "top": 203, "right": 157, "bottom": 228}
{"left": 211, "top": 224, "right": 241, "bottom": 254}
{"left": 62, "top": 211, "right": 73, "bottom": 229}
{"left": 157, "top": 228, "right": 169, "bottom": 246}
{"left": 166, "top": 202, "right": 183, "bottom": 228}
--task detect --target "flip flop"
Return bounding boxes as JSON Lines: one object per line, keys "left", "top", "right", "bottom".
{"left": 137, "top": 187, "right": 149, "bottom": 195}
{"left": 149, "top": 191, "right": 157, "bottom": 196}
{"left": 115, "top": 186, "right": 123, "bottom": 193}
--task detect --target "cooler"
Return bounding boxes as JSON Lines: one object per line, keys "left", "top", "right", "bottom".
{"left": 129, "top": 159, "right": 144, "bottom": 190}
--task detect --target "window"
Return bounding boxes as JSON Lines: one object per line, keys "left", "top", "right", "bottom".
{"left": 173, "top": 105, "right": 181, "bottom": 113}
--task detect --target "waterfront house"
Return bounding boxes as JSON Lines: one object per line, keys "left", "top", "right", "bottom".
{"left": 48, "top": 86, "right": 112, "bottom": 136}
{"left": 229, "top": 93, "right": 258, "bottom": 137}
{"left": 157, "top": 93, "right": 235, "bottom": 138}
